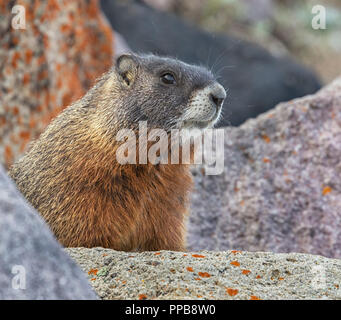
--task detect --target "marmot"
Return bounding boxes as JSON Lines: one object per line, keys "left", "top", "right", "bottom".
{"left": 9, "top": 53, "right": 226, "bottom": 251}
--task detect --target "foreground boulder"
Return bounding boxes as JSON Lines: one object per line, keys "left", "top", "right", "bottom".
{"left": 188, "top": 77, "right": 341, "bottom": 258}
{"left": 0, "top": 0, "right": 114, "bottom": 168}
{"left": 0, "top": 166, "right": 97, "bottom": 299}
{"left": 66, "top": 247, "right": 341, "bottom": 300}
{"left": 100, "top": 0, "right": 321, "bottom": 127}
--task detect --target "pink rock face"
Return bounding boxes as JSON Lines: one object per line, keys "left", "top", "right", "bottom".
{"left": 0, "top": 0, "right": 114, "bottom": 169}
{"left": 188, "top": 77, "right": 341, "bottom": 259}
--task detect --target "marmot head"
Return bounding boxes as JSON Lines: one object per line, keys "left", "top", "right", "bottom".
{"left": 99, "top": 53, "right": 226, "bottom": 132}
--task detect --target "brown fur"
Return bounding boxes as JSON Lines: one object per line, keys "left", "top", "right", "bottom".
{"left": 10, "top": 106, "right": 192, "bottom": 251}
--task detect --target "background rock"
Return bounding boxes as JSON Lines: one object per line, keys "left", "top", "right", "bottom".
{"left": 0, "top": 0, "right": 114, "bottom": 169}
{"left": 0, "top": 166, "right": 97, "bottom": 299}
{"left": 142, "top": 0, "right": 341, "bottom": 84}
{"left": 66, "top": 247, "right": 341, "bottom": 300}
{"left": 100, "top": 0, "right": 321, "bottom": 127}
{"left": 187, "top": 77, "right": 341, "bottom": 258}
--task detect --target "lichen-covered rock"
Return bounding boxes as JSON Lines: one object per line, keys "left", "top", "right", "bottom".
{"left": 66, "top": 247, "right": 341, "bottom": 300}
{"left": 0, "top": 0, "right": 114, "bottom": 168}
{"left": 0, "top": 166, "right": 97, "bottom": 299}
{"left": 187, "top": 77, "right": 341, "bottom": 258}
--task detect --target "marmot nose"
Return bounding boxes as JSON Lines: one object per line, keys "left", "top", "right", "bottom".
{"left": 209, "top": 84, "right": 226, "bottom": 110}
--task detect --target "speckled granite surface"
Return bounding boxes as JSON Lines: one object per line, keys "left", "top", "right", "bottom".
{"left": 188, "top": 77, "right": 341, "bottom": 258}
{"left": 66, "top": 247, "right": 341, "bottom": 300}
{"left": 0, "top": 0, "right": 113, "bottom": 168}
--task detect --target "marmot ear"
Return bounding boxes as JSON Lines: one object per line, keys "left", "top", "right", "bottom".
{"left": 116, "top": 54, "right": 139, "bottom": 87}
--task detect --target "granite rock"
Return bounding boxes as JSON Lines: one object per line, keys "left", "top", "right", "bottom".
{"left": 0, "top": 166, "right": 97, "bottom": 299}
{"left": 0, "top": 0, "right": 114, "bottom": 168}
{"left": 187, "top": 77, "right": 341, "bottom": 258}
{"left": 66, "top": 247, "right": 341, "bottom": 300}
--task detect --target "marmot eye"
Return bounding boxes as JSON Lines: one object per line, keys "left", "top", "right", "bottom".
{"left": 160, "top": 73, "right": 176, "bottom": 85}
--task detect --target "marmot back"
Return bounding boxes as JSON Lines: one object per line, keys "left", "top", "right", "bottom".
{"left": 10, "top": 53, "right": 226, "bottom": 251}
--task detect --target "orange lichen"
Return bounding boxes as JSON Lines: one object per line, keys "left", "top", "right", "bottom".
{"left": 322, "top": 186, "right": 332, "bottom": 196}
{"left": 154, "top": 252, "right": 161, "bottom": 255}
{"left": 138, "top": 294, "right": 147, "bottom": 300}
{"left": 256, "top": 275, "right": 261, "bottom": 279}
{"left": 226, "top": 288, "right": 239, "bottom": 296}
{"left": 11, "top": 52, "right": 21, "bottom": 68}
{"left": 4, "top": 145, "right": 13, "bottom": 165}
{"left": 12, "top": 107, "right": 19, "bottom": 115}
{"left": 11, "top": 36, "right": 19, "bottom": 46}
{"left": 231, "top": 250, "right": 241, "bottom": 255}
{"left": 37, "top": 55, "right": 46, "bottom": 66}
{"left": 192, "top": 254, "right": 206, "bottom": 258}
{"left": 230, "top": 261, "right": 240, "bottom": 267}
{"left": 186, "top": 267, "right": 194, "bottom": 272}
{"left": 22, "top": 73, "right": 30, "bottom": 84}
{"left": 250, "top": 295, "right": 261, "bottom": 300}
{"left": 198, "top": 272, "right": 211, "bottom": 278}
{"left": 242, "top": 269, "right": 251, "bottom": 275}
{"left": 19, "top": 141, "right": 27, "bottom": 153}
{"left": 60, "top": 23, "right": 72, "bottom": 33}
{"left": 263, "top": 157, "right": 271, "bottom": 163}
{"left": 25, "top": 49, "right": 33, "bottom": 64}
{"left": 261, "top": 134, "right": 271, "bottom": 143}
{"left": 19, "top": 131, "right": 31, "bottom": 140}
{"left": 1, "top": 0, "right": 114, "bottom": 168}
{"left": 88, "top": 268, "right": 98, "bottom": 276}
{"left": 278, "top": 277, "right": 284, "bottom": 281}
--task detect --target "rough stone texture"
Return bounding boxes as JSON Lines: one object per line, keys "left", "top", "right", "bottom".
{"left": 66, "top": 247, "right": 341, "bottom": 300}
{"left": 0, "top": 166, "right": 97, "bottom": 299}
{"left": 187, "top": 77, "right": 341, "bottom": 258}
{"left": 0, "top": 0, "right": 114, "bottom": 169}
{"left": 101, "top": 0, "right": 321, "bottom": 127}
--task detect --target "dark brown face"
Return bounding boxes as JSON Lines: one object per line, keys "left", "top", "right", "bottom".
{"left": 113, "top": 53, "right": 226, "bottom": 131}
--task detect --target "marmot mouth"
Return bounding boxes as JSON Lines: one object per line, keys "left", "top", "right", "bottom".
{"left": 182, "top": 119, "right": 215, "bottom": 129}
{"left": 182, "top": 111, "right": 221, "bottom": 129}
